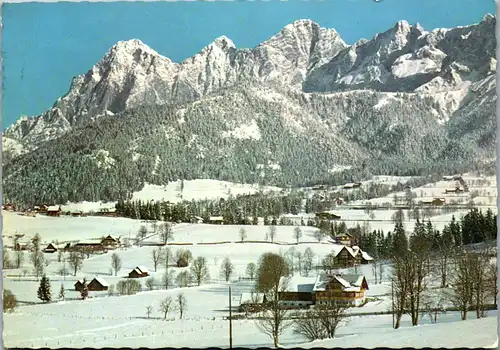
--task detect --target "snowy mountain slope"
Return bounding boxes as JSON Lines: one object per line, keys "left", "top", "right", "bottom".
{"left": 303, "top": 14, "right": 496, "bottom": 93}
{"left": 2, "top": 85, "right": 481, "bottom": 204}
{"left": 2, "top": 16, "right": 496, "bottom": 204}
{"left": 4, "top": 20, "right": 346, "bottom": 145}
{"left": 3, "top": 15, "right": 495, "bottom": 147}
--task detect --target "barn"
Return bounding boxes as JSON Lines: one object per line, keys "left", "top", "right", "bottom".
{"left": 88, "top": 277, "right": 109, "bottom": 291}
{"left": 128, "top": 266, "right": 149, "bottom": 278}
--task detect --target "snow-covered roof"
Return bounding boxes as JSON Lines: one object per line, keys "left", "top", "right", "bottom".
{"left": 312, "top": 273, "right": 366, "bottom": 292}
{"left": 93, "top": 277, "right": 109, "bottom": 287}
{"left": 47, "top": 205, "right": 60, "bottom": 212}
{"left": 209, "top": 216, "right": 224, "bottom": 221}
{"left": 193, "top": 216, "right": 203, "bottom": 220}
{"left": 361, "top": 250, "right": 374, "bottom": 261}
{"left": 74, "top": 279, "right": 85, "bottom": 285}
{"left": 76, "top": 240, "right": 103, "bottom": 245}
{"left": 136, "top": 266, "right": 149, "bottom": 274}
{"left": 281, "top": 275, "right": 316, "bottom": 293}
{"left": 240, "top": 292, "right": 265, "bottom": 305}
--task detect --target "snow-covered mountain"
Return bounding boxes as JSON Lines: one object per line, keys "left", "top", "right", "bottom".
{"left": 2, "top": 16, "right": 496, "bottom": 205}
{"left": 4, "top": 15, "right": 495, "bottom": 146}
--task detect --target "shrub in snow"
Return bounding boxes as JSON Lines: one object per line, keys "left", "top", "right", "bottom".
{"left": 3, "top": 289, "right": 17, "bottom": 312}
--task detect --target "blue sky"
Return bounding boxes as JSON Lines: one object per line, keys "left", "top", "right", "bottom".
{"left": 2, "top": 0, "right": 495, "bottom": 129}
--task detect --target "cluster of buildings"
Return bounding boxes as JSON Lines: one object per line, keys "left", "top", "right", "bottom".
{"left": 239, "top": 272, "right": 370, "bottom": 312}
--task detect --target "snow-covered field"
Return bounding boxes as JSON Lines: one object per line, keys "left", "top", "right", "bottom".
{"left": 2, "top": 174, "right": 497, "bottom": 348}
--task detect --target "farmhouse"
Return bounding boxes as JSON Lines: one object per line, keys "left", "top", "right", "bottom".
{"left": 209, "top": 216, "right": 224, "bottom": 225}
{"left": 129, "top": 266, "right": 149, "bottom": 278}
{"left": 315, "top": 212, "right": 341, "bottom": 220}
{"left": 444, "top": 187, "right": 464, "bottom": 194}
{"left": 335, "top": 232, "right": 353, "bottom": 246}
{"left": 88, "top": 277, "right": 109, "bottom": 291}
{"left": 421, "top": 198, "right": 446, "bottom": 206}
{"left": 43, "top": 243, "right": 58, "bottom": 253}
{"left": 327, "top": 246, "right": 373, "bottom": 267}
{"left": 101, "top": 235, "right": 120, "bottom": 248}
{"left": 73, "top": 241, "right": 106, "bottom": 253}
{"left": 279, "top": 273, "right": 369, "bottom": 308}
{"left": 190, "top": 216, "right": 204, "bottom": 224}
{"left": 343, "top": 182, "right": 362, "bottom": 189}
{"left": 74, "top": 280, "right": 86, "bottom": 292}
{"left": 313, "top": 273, "right": 369, "bottom": 306}
{"left": 238, "top": 292, "right": 267, "bottom": 313}
{"left": 46, "top": 206, "right": 61, "bottom": 217}
{"left": 95, "top": 208, "right": 118, "bottom": 217}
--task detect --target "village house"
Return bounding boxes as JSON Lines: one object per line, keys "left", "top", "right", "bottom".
{"left": 315, "top": 212, "right": 341, "bottom": 221}
{"left": 95, "top": 208, "right": 118, "bottom": 217}
{"left": 46, "top": 206, "right": 61, "bottom": 217}
{"left": 444, "top": 187, "right": 464, "bottom": 194}
{"left": 190, "top": 216, "right": 204, "bottom": 224}
{"left": 43, "top": 243, "right": 58, "bottom": 253}
{"left": 101, "top": 235, "right": 120, "bottom": 248}
{"left": 72, "top": 241, "right": 106, "bottom": 254}
{"left": 208, "top": 216, "right": 224, "bottom": 225}
{"left": 278, "top": 276, "right": 316, "bottom": 308}
{"left": 328, "top": 246, "right": 373, "bottom": 268}
{"left": 343, "top": 182, "right": 362, "bottom": 190}
{"left": 279, "top": 273, "right": 369, "bottom": 308}
{"left": 88, "top": 277, "right": 109, "bottom": 291}
{"left": 335, "top": 198, "right": 345, "bottom": 205}
{"left": 421, "top": 198, "right": 446, "bottom": 206}
{"left": 128, "top": 266, "right": 149, "bottom": 278}
{"left": 335, "top": 232, "right": 354, "bottom": 246}
{"left": 74, "top": 280, "right": 86, "bottom": 292}
{"left": 71, "top": 211, "right": 83, "bottom": 217}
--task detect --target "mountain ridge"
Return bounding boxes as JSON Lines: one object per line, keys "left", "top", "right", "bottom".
{"left": 2, "top": 16, "right": 497, "bottom": 205}
{"left": 5, "top": 15, "right": 494, "bottom": 146}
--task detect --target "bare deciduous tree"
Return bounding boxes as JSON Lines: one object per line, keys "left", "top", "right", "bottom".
{"left": 163, "top": 269, "right": 176, "bottom": 289}
{"left": 239, "top": 228, "right": 247, "bottom": 242}
{"left": 177, "top": 293, "right": 187, "bottom": 319}
{"left": 111, "top": 252, "right": 122, "bottom": 276}
{"left": 191, "top": 256, "right": 210, "bottom": 286}
{"left": 176, "top": 270, "right": 192, "bottom": 287}
{"left": 255, "top": 276, "right": 292, "bottom": 347}
{"left": 14, "top": 250, "right": 24, "bottom": 269}
{"left": 145, "top": 277, "right": 156, "bottom": 291}
{"left": 246, "top": 262, "right": 257, "bottom": 280}
{"left": 293, "top": 227, "right": 302, "bottom": 244}
{"left": 159, "top": 296, "right": 174, "bottom": 320}
{"left": 313, "top": 229, "right": 325, "bottom": 242}
{"left": 160, "top": 222, "right": 174, "bottom": 245}
{"left": 146, "top": 305, "right": 153, "bottom": 318}
{"left": 303, "top": 248, "right": 315, "bottom": 277}
{"left": 138, "top": 225, "right": 148, "bottom": 242}
{"left": 448, "top": 251, "right": 475, "bottom": 320}
{"left": 30, "top": 250, "right": 45, "bottom": 280}
{"left": 267, "top": 226, "right": 277, "bottom": 243}
{"left": 219, "top": 257, "right": 234, "bottom": 282}
{"left": 151, "top": 248, "right": 162, "bottom": 272}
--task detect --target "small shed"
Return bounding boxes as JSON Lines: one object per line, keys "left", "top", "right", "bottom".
{"left": 74, "top": 279, "right": 86, "bottom": 292}
{"left": 88, "top": 277, "right": 109, "bottom": 291}
{"left": 209, "top": 216, "right": 224, "bottom": 225}
{"left": 46, "top": 206, "right": 61, "bottom": 217}
{"left": 190, "top": 216, "right": 204, "bottom": 224}
{"left": 128, "top": 266, "right": 149, "bottom": 278}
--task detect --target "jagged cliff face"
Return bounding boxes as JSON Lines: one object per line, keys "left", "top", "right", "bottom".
{"left": 4, "top": 20, "right": 347, "bottom": 144}
{"left": 5, "top": 15, "right": 495, "bottom": 148}
{"left": 2, "top": 15, "right": 497, "bottom": 204}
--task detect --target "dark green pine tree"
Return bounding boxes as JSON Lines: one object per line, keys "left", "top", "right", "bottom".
{"left": 392, "top": 222, "right": 408, "bottom": 258}
{"left": 37, "top": 274, "right": 52, "bottom": 303}
{"left": 449, "top": 215, "right": 461, "bottom": 246}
